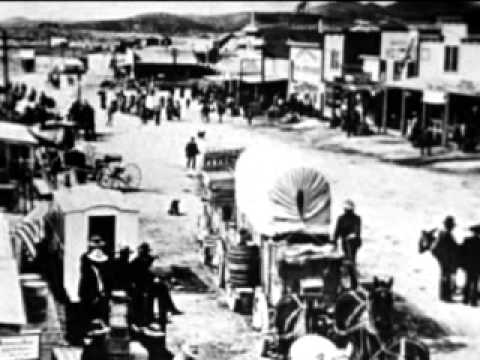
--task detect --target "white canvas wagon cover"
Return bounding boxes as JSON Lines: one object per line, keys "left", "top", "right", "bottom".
{"left": 235, "top": 145, "right": 331, "bottom": 237}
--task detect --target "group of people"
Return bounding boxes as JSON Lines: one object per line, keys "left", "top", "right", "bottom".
{"left": 434, "top": 216, "right": 480, "bottom": 306}
{"left": 78, "top": 236, "right": 183, "bottom": 344}
{"left": 97, "top": 79, "right": 192, "bottom": 127}
{"left": 0, "top": 82, "right": 58, "bottom": 126}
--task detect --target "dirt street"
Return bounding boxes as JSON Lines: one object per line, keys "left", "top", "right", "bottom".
{"left": 13, "top": 53, "right": 480, "bottom": 359}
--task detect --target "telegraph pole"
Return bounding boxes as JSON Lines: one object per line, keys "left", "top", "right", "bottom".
{"left": 2, "top": 29, "right": 10, "bottom": 89}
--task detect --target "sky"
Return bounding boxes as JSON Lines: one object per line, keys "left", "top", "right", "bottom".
{"left": 0, "top": 1, "right": 301, "bottom": 21}
{"left": 0, "top": 1, "right": 395, "bottom": 21}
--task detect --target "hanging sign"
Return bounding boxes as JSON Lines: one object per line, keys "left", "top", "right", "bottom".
{"left": 423, "top": 90, "right": 446, "bottom": 104}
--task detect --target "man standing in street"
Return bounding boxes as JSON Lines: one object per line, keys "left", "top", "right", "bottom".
{"left": 436, "top": 216, "right": 457, "bottom": 302}
{"left": 333, "top": 200, "right": 362, "bottom": 265}
{"left": 185, "top": 137, "right": 199, "bottom": 170}
{"left": 463, "top": 225, "right": 480, "bottom": 306}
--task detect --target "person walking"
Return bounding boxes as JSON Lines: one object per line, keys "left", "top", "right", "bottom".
{"left": 185, "top": 137, "right": 199, "bottom": 170}
{"left": 333, "top": 200, "right": 362, "bottom": 265}
{"left": 106, "top": 88, "right": 117, "bottom": 127}
{"left": 82, "top": 99, "right": 96, "bottom": 141}
{"left": 436, "top": 216, "right": 457, "bottom": 302}
{"left": 463, "top": 225, "right": 480, "bottom": 306}
{"left": 145, "top": 89, "right": 156, "bottom": 124}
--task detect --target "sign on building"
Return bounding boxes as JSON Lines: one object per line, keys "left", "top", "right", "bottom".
{"left": 291, "top": 47, "right": 322, "bottom": 85}
{"left": 0, "top": 333, "right": 41, "bottom": 360}
{"left": 381, "top": 31, "right": 418, "bottom": 62}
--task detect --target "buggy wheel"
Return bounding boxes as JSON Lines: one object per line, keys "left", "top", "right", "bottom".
{"left": 96, "top": 168, "right": 113, "bottom": 188}
{"left": 122, "top": 163, "right": 142, "bottom": 189}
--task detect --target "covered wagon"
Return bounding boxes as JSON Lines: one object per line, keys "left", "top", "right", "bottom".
{"left": 219, "top": 145, "right": 346, "bottom": 331}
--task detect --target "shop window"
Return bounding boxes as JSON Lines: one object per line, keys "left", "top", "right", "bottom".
{"left": 330, "top": 50, "right": 340, "bottom": 70}
{"left": 407, "top": 61, "right": 418, "bottom": 78}
{"left": 393, "top": 61, "right": 403, "bottom": 81}
{"left": 444, "top": 46, "right": 458, "bottom": 72}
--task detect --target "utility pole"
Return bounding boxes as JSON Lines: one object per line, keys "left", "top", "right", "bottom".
{"left": 2, "top": 29, "right": 9, "bottom": 89}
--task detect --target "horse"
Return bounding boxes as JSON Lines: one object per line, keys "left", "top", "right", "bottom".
{"left": 418, "top": 229, "right": 465, "bottom": 301}
{"left": 334, "top": 276, "right": 430, "bottom": 360}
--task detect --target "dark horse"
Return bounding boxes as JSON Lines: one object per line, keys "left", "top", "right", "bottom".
{"left": 418, "top": 229, "right": 465, "bottom": 301}
{"left": 334, "top": 276, "right": 430, "bottom": 360}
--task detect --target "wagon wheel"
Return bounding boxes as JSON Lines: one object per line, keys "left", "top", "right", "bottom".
{"left": 96, "top": 167, "right": 113, "bottom": 188}
{"left": 121, "top": 163, "right": 142, "bottom": 189}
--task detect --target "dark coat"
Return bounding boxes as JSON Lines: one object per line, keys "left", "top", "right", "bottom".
{"left": 185, "top": 141, "right": 199, "bottom": 158}
{"left": 130, "top": 254, "right": 155, "bottom": 294}
{"left": 81, "top": 337, "right": 108, "bottom": 360}
{"left": 462, "top": 235, "right": 480, "bottom": 274}
{"left": 434, "top": 230, "right": 459, "bottom": 272}
{"left": 79, "top": 254, "right": 112, "bottom": 303}
{"left": 334, "top": 212, "right": 361, "bottom": 246}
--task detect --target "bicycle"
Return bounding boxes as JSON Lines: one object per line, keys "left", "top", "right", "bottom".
{"left": 95, "top": 157, "right": 142, "bottom": 190}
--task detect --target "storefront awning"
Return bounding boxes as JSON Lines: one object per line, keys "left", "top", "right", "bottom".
{"left": 386, "top": 77, "right": 480, "bottom": 98}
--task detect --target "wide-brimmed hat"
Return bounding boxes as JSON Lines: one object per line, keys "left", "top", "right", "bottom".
{"left": 142, "top": 322, "right": 165, "bottom": 338}
{"left": 87, "top": 319, "right": 110, "bottom": 337}
{"left": 344, "top": 199, "right": 355, "bottom": 210}
{"left": 87, "top": 248, "right": 108, "bottom": 263}
{"left": 469, "top": 224, "right": 480, "bottom": 233}
{"left": 89, "top": 235, "right": 105, "bottom": 248}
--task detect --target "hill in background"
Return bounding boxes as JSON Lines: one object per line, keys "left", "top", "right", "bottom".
{"left": 2, "top": 1, "right": 480, "bottom": 35}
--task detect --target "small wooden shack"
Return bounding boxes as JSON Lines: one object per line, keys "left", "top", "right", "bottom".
{"left": 46, "top": 184, "right": 139, "bottom": 303}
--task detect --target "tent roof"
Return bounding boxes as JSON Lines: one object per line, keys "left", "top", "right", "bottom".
{"left": 0, "top": 121, "right": 37, "bottom": 145}
{"left": 235, "top": 145, "right": 331, "bottom": 237}
{"left": 53, "top": 184, "right": 139, "bottom": 214}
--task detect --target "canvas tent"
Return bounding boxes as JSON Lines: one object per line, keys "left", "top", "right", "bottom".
{"left": 46, "top": 184, "right": 139, "bottom": 302}
{"left": 235, "top": 145, "right": 331, "bottom": 237}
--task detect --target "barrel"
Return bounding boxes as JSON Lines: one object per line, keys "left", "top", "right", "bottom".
{"left": 227, "top": 244, "right": 259, "bottom": 288}
{"left": 22, "top": 279, "right": 48, "bottom": 323}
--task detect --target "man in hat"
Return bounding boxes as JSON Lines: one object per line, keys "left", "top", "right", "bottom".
{"left": 79, "top": 235, "right": 112, "bottom": 329}
{"left": 130, "top": 242, "right": 156, "bottom": 326}
{"left": 333, "top": 200, "right": 362, "bottom": 265}
{"left": 463, "top": 224, "right": 480, "bottom": 306}
{"left": 185, "top": 137, "right": 199, "bottom": 170}
{"left": 436, "top": 216, "right": 457, "bottom": 302}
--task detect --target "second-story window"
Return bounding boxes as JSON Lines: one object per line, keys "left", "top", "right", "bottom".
{"left": 330, "top": 50, "right": 340, "bottom": 70}
{"left": 444, "top": 45, "right": 458, "bottom": 72}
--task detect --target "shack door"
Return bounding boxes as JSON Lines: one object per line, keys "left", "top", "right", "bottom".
{"left": 88, "top": 216, "right": 115, "bottom": 257}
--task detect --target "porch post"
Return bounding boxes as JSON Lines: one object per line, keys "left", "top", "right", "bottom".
{"left": 381, "top": 87, "right": 388, "bottom": 133}
{"left": 442, "top": 93, "right": 450, "bottom": 147}
{"left": 400, "top": 89, "right": 406, "bottom": 136}
{"left": 421, "top": 100, "right": 426, "bottom": 129}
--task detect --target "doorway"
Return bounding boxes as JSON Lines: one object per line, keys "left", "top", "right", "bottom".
{"left": 88, "top": 215, "right": 115, "bottom": 257}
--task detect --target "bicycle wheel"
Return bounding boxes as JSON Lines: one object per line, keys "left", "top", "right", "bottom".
{"left": 122, "top": 163, "right": 142, "bottom": 189}
{"left": 96, "top": 167, "right": 113, "bottom": 188}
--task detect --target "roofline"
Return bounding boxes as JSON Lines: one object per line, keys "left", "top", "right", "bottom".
{"left": 60, "top": 205, "right": 139, "bottom": 214}
{"left": 287, "top": 40, "right": 322, "bottom": 49}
